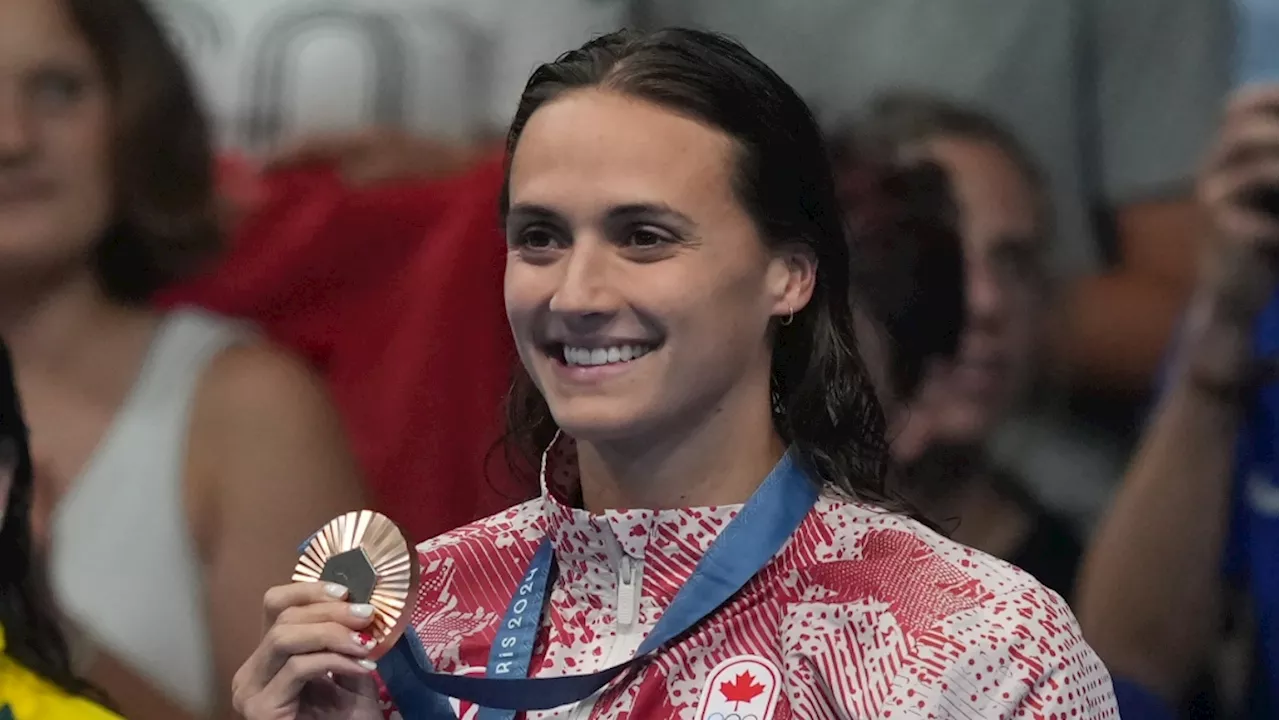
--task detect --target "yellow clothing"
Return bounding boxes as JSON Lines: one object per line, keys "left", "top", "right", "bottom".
{"left": 0, "top": 626, "right": 120, "bottom": 720}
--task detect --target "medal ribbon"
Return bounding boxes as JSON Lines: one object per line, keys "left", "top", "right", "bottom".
{"left": 378, "top": 449, "right": 817, "bottom": 718}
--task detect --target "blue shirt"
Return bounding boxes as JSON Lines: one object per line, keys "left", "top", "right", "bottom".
{"left": 1223, "top": 297, "right": 1278, "bottom": 717}
{"left": 1117, "top": 297, "right": 1278, "bottom": 720}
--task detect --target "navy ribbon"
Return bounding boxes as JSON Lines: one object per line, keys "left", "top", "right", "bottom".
{"left": 379, "top": 449, "right": 816, "bottom": 717}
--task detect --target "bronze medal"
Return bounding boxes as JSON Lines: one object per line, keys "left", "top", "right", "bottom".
{"left": 293, "top": 510, "right": 418, "bottom": 659}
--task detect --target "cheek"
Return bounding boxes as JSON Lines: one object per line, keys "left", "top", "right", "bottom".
{"left": 503, "top": 263, "right": 557, "bottom": 383}
{"left": 36, "top": 102, "right": 114, "bottom": 249}
{"left": 1008, "top": 294, "right": 1042, "bottom": 349}
{"left": 503, "top": 261, "right": 540, "bottom": 334}
{"left": 670, "top": 273, "right": 772, "bottom": 366}
{"left": 60, "top": 114, "right": 113, "bottom": 213}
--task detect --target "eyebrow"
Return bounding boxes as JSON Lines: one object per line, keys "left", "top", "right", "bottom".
{"left": 506, "top": 202, "right": 697, "bottom": 231}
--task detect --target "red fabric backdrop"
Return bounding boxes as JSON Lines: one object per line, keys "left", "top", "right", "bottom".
{"left": 156, "top": 156, "right": 528, "bottom": 542}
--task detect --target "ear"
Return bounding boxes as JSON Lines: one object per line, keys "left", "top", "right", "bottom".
{"left": 766, "top": 244, "right": 818, "bottom": 322}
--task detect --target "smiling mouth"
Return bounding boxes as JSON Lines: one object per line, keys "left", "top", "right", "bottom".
{"left": 550, "top": 343, "right": 661, "bottom": 367}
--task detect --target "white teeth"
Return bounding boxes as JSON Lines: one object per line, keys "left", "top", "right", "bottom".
{"left": 562, "top": 344, "right": 654, "bottom": 367}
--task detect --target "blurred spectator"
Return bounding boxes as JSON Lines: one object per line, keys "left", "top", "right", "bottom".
{"left": 847, "top": 95, "right": 1050, "bottom": 461}
{"left": 149, "top": 0, "right": 629, "bottom": 184}
{"left": 1075, "top": 83, "right": 1278, "bottom": 719}
{"left": 641, "top": 0, "right": 1229, "bottom": 392}
{"left": 1, "top": 341, "right": 120, "bottom": 719}
{"left": 834, "top": 97, "right": 1081, "bottom": 599}
{"left": 851, "top": 93, "right": 1126, "bottom": 533}
{"left": 0, "top": 0, "right": 365, "bottom": 717}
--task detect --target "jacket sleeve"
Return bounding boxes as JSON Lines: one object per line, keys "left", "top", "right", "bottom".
{"left": 882, "top": 583, "right": 1117, "bottom": 719}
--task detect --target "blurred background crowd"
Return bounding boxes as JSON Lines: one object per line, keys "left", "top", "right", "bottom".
{"left": 0, "top": 0, "right": 1275, "bottom": 718}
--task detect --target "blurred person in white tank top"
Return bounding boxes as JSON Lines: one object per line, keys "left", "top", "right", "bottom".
{"left": 0, "top": 0, "right": 367, "bottom": 717}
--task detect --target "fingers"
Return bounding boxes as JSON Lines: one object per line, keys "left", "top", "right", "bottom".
{"left": 257, "top": 616, "right": 379, "bottom": 680}
{"left": 266, "top": 652, "right": 377, "bottom": 703}
{"left": 237, "top": 653, "right": 376, "bottom": 718}
{"left": 1200, "top": 85, "right": 1280, "bottom": 246}
{"left": 1205, "top": 117, "right": 1279, "bottom": 173}
{"left": 263, "top": 581, "right": 350, "bottom": 626}
{"left": 1203, "top": 158, "right": 1279, "bottom": 240}
{"left": 235, "top": 584, "right": 383, "bottom": 715}
{"left": 1224, "top": 83, "right": 1280, "bottom": 122}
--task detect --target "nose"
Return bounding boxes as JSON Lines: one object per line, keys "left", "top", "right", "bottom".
{"left": 0, "top": 83, "right": 35, "bottom": 163}
{"left": 965, "top": 259, "right": 1009, "bottom": 330}
{"left": 547, "top": 236, "right": 622, "bottom": 330}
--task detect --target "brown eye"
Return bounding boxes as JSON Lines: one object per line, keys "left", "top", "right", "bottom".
{"left": 625, "top": 226, "right": 675, "bottom": 249}
{"left": 28, "top": 69, "right": 86, "bottom": 110}
{"left": 511, "top": 225, "right": 565, "bottom": 252}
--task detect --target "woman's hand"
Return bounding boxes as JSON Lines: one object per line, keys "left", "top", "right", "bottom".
{"left": 231, "top": 582, "right": 384, "bottom": 720}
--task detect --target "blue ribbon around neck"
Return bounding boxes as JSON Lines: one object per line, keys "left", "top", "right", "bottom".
{"left": 373, "top": 449, "right": 817, "bottom": 718}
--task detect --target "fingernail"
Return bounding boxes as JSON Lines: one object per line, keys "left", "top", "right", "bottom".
{"left": 324, "top": 583, "right": 348, "bottom": 599}
{"left": 353, "top": 632, "right": 377, "bottom": 650}
{"left": 357, "top": 659, "right": 377, "bottom": 671}
{"left": 350, "top": 603, "right": 375, "bottom": 618}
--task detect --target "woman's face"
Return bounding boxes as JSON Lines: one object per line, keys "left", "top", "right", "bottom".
{"left": 504, "top": 89, "right": 813, "bottom": 444}
{"left": 0, "top": 0, "right": 113, "bottom": 288}
{"left": 912, "top": 136, "right": 1043, "bottom": 442}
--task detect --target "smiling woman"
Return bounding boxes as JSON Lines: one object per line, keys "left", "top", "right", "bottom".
{"left": 234, "top": 28, "right": 1117, "bottom": 720}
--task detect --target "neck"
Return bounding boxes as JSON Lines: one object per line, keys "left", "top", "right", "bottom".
{"left": 574, "top": 381, "right": 786, "bottom": 513}
{"left": 0, "top": 274, "right": 156, "bottom": 386}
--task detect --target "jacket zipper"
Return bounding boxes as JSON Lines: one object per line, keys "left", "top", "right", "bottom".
{"left": 567, "top": 551, "right": 643, "bottom": 719}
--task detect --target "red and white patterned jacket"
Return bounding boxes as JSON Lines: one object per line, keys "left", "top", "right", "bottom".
{"left": 384, "top": 444, "right": 1117, "bottom": 719}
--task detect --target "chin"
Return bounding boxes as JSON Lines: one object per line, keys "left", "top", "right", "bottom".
{"left": 547, "top": 397, "right": 662, "bottom": 446}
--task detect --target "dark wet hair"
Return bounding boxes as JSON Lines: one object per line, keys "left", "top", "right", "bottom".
{"left": 66, "top": 0, "right": 222, "bottom": 304}
{"left": 497, "top": 28, "right": 893, "bottom": 504}
{"left": 0, "top": 341, "right": 105, "bottom": 704}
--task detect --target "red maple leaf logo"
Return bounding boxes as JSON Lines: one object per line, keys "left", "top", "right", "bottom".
{"left": 719, "top": 671, "right": 765, "bottom": 709}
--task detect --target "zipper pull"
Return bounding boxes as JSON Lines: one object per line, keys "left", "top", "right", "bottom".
{"left": 617, "top": 555, "right": 638, "bottom": 628}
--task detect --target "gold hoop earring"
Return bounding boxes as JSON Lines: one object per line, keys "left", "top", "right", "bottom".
{"left": 780, "top": 304, "right": 794, "bottom": 326}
